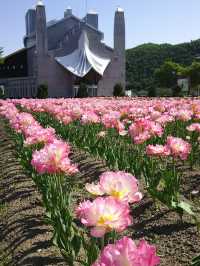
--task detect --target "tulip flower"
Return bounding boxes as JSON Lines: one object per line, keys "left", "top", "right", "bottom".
{"left": 187, "top": 123, "right": 200, "bottom": 133}
{"left": 31, "top": 139, "right": 78, "bottom": 175}
{"left": 86, "top": 171, "right": 142, "bottom": 203}
{"left": 76, "top": 197, "right": 132, "bottom": 237}
{"left": 146, "top": 144, "right": 171, "bottom": 157}
{"left": 166, "top": 136, "right": 191, "bottom": 160}
{"left": 129, "top": 119, "right": 163, "bottom": 144}
{"left": 92, "top": 236, "right": 160, "bottom": 266}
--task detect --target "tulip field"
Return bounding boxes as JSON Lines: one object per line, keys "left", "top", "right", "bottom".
{"left": 0, "top": 97, "right": 200, "bottom": 266}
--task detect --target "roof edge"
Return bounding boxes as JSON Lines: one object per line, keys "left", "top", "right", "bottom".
{"left": 3, "top": 48, "right": 27, "bottom": 59}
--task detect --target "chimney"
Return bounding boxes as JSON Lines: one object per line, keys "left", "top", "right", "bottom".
{"left": 86, "top": 11, "right": 98, "bottom": 29}
{"left": 36, "top": 0, "right": 48, "bottom": 55}
{"left": 64, "top": 6, "right": 72, "bottom": 18}
{"left": 114, "top": 7, "right": 125, "bottom": 54}
{"left": 114, "top": 7, "right": 126, "bottom": 89}
{"left": 25, "top": 8, "right": 36, "bottom": 36}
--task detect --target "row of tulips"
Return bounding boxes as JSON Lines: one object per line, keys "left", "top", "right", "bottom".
{"left": 0, "top": 100, "right": 160, "bottom": 266}
{"left": 13, "top": 98, "right": 200, "bottom": 222}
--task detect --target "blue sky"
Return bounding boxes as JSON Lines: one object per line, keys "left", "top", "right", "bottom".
{"left": 1, "top": 0, "right": 200, "bottom": 55}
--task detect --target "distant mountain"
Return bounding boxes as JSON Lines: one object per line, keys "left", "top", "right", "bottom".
{"left": 126, "top": 39, "right": 200, "bottom": 91}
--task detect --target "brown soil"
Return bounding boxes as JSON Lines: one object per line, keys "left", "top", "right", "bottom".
{"left": 0, "top": 117, "right": 200, "bottom": 266}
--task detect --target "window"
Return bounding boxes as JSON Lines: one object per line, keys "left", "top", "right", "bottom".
{"left": 65, "top": 34, "right": 69, "bottom": 41}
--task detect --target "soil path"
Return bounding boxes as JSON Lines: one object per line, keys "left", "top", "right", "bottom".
{"left": 0, "top": 121, "right": 65, "bottom": 266}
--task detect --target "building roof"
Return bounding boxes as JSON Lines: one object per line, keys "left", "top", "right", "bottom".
{"left": 47, "top": 13, "right": 103, "bottom": 36}
{"left": 3, "top": 48, "right": 27, "bottom": 59}
{"left": 55, "top": 31, "right": 111, "bottom": 77}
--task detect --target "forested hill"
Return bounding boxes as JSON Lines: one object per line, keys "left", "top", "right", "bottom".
{"left": 126, "top": 39, "right": 200, "bottom": 91}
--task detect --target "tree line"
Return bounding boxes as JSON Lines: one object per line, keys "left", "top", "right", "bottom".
{"left": 126, "top": 39, "right": 200, "bottom": 94}
{"left": 155, "top": 60, "right": 200, "bottom": 96}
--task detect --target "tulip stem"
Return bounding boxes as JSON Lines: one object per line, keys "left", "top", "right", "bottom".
{"left": 101, "top": 236, "right": 105, "bottom": 251}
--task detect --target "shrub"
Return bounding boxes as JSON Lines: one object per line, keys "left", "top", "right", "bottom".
{"left": 147, "top": 86, "right": 157, "bottom": 97}
{"left": 113, "top": 83, "right": 125, "bottom": 97}
{"left": 37, "top": 83, "right": 48, "bottom": 99}
{"left": 77, "top": 83, "right": 88, "bottom": 98}
{"left": 172, "top": 85, "right": 182, "bottom": 97}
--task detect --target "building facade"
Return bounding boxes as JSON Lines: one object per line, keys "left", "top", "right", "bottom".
{"left": 0, "top": 1, "right": 126, "bottom": 98}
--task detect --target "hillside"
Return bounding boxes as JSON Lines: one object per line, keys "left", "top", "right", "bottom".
{"left": 126, "top": 39, "right": 200, "bottom": 91}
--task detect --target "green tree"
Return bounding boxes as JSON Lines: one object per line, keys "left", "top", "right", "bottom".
{"left": 154, "top": 60, "right": 184, "bottom": 88}
{"left": 126, "top": 39, "right": 200, "bottom": 92}
{"left": 186, "top": 61, "right": 200, "bottom": 89}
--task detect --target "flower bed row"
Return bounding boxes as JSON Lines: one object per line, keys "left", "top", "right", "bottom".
{"left": 13, "top": 98, "right": 200, "bottom": 224}
{"left": 0, "top": 100, "right": 160, "bottom": 266}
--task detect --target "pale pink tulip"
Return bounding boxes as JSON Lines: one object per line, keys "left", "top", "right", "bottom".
{"left": 76, "top": 197, "right": 132, "bottom": 237}
{"left": 98, "top": 171, "right": 142, "bottom": 203}
{"left": 31, "top": 139, "right": 78, "bottom": 175}
{"left": 187, "top": 123, "right": 200, "bottom": 133}
{"left": 166, "top": 136, "right": 191, "bottom": 160}
{"left": 129, "top": 119, "right": 163, "bottom": 144}
{"left": 93, "top": 237, "right": 160, "bottom": 266}
{"left": 146, "top": 144, "right": 171, "bottom": 157}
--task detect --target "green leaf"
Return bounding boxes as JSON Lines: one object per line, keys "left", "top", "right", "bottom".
{"left": 52, "top": 232, "right": 58, "bottom": 247}
{"left": 192, "top": 254, "right": 200, "bottom": 266}
{"left": 71, "top": 235, "right": 82, "bottom": 256}
{"left": 177, "top": 201, "right": 195, "bottom": 216}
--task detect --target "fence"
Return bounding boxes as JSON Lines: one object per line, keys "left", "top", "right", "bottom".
{"left": 0, "top": 77, "right": 37, "bottom": 98}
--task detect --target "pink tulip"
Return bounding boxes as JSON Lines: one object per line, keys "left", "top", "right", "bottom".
{"left": 129, "top": 119, "right": 163, "bottom": 144}
{"left": 93, "top": 237, "right": 160, "bottom": 266}
{"left": 24, "top": 127, "right": 56, "bottom": 146}
{"left": 101, "top": 111, "right": 121, "bottom": 129}
{"left": 75, "top": 200, "right": 93, "bottom": 219}
{"left": 85, "top": 183, "right": 105, "bottom": 196}
{"left": 86, "top": 171, "right": 142, "bottom": 203}
{"left": 187, "top": 123, "right": 200, "bottom": 133}
{"left": 81, "top": 111, "right": 100, "bottom": 124}
{"left": 146, "top": 144, "right": 171, "bottom": 157}
{"left": 76, "top": 197, "right": 132, "bottom": 237}
{"left": 31, "top": 139, "right": 78, "bottom": 175}
{"left": 176, "top": 109, "right": 193, "bottom": 121}
{"left": 166, "top": 136, "right": 191, "bottom": 160}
